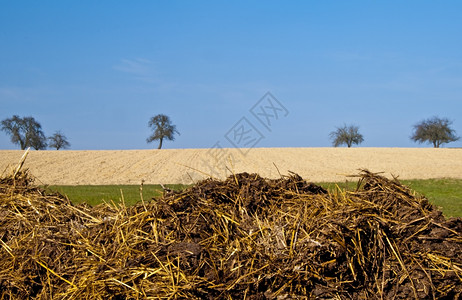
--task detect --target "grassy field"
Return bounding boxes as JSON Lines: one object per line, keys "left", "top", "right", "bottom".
{"left": 401, "top": 179, "right": 462, "bottom": 218}
{"left": 318, "top": 178, "right": 462, "bottom": 218}
{"left": 46, "top": 178, "right": 462, "bottom": 217}
{"left": 46, "top": 184, "right": 189, "bottom": 206}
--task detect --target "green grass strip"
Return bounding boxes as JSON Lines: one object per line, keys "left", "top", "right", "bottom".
{"left": 45, "top": 179, "right": 462, "bottom": 218}
{"left": 401, "top": 179, "right": 462, "bottom": 218}
{"left": 45, "top": 184, "right": 188, "bottom": 207}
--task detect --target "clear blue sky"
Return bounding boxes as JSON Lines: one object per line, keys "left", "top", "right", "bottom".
{"left": 1, "top": 1, "right": 461, "bottom": 150}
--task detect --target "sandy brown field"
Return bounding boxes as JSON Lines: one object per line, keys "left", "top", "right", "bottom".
{"left": 1, "top": 148, "right": 461, "bottom": 185}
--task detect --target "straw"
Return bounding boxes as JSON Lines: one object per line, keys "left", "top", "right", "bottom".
{"left": 0, "top": 163, "right": 461, "bottom": 299}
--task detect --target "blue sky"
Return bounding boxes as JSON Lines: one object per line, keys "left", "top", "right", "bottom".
{"left": 1, "top": 1, "right": 461, "bottom": 150}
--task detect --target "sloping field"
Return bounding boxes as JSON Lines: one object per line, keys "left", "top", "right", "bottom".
{"left": 1, "top": 148, "right": 461, "bottom": 185}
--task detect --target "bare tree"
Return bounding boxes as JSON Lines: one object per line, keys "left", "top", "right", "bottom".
{"left": 1, "top": 115, "right": 47, "bottom": 150}
{"left": 30, "top": 130, "right": 48, "bottom": 150}
{"left": 48, "top": 131, "right": 70, "bottom": 150}
{"left": 329, "top": 124, "right": 364, "bottom": 148}
{"left": 147, "top": 114, "right": 179, "bottom": 149}
{"left": 411, "top": 116, "right": 459, "bottom": 148}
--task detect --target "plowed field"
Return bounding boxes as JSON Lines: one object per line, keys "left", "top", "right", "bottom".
{"left": 1, "top": 148, "right": 461, "bottom": 185}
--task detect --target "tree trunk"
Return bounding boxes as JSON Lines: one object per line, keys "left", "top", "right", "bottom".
{"left": 158, "top": 138, "right": 163, "bottom": 149}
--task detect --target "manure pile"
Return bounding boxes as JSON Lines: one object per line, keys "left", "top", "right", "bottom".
{"left": 0, "top": 169, "right": 461, "bottom": 299}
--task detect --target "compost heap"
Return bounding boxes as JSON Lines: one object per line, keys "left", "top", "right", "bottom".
{"left": 0, "top": 169, "right": 461, "bottom": 299}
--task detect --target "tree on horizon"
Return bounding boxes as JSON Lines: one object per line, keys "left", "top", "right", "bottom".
{"left": 48, "top": 131, "right": 71, "bottom": 150}
{"left": 1, "top": 115, "right": 47, "bottom": 150}
{"left": 329, "top": 124, "right": 364, "bottom": 148}
{"left": 147, "top": 114, "right": 179, "bottom": 149}
{"left": 411, "top": 116, "right": 459, "bottom": 148}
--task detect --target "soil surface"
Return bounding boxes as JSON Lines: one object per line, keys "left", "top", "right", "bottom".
{"left": 1, "top": 147, "right": 461, "bottom": 184}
